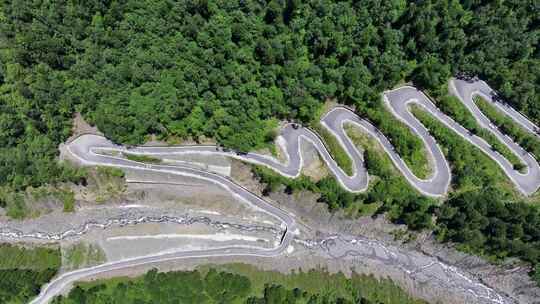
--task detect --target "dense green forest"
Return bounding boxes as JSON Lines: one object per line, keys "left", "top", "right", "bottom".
{"left": 437, "top": 188, "right": 540, "bottom": 264}
{"left": 1, "top": 0, "right": 539, "bottom": 290}
{"left": 52, "top": 267, "right": 426, "bottom": 304}
{"left": 412, "top": 108, "right": 540, "bottom": 284}
{"left": 1, "top": 0, "right": 538, "bottom": 193}
{"left": 0, "top": 243, "right": 61, "bottom": 303}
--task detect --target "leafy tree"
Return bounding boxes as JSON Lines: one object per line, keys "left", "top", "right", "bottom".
{"left": 53, "top": 268, "right": 425, "bottom": 304}
{"left": 1, "top": 0, "right": 537, "bottom": 193}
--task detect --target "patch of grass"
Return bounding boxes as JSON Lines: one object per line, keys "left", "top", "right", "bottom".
{"left": 433, "top": 94, "right": 525, "bottom": 172}
{"left": 29, "top": 187, "right": 77, "bottom": 214}
{"left": 482, "top": 131, "right": 526, "bottom": 172}
{"left": 311, "top": 123, "right": 354, "bottom": 176}
{"left": 90, "top": 167, "right": 127, "bottom": 203}
{"left": 1, "top": 186, "right": 79, "bottom": 219}
{"left": 344, "top": 124, "right": 398, "bottom": 176}
{"left": 62, "top": 242, "right": 106, "bottom": 270}
{"left": 61, "top": 190, "right": 76, "bottom": 212}
{"left": 0, "top": 187, "right": 30, "bottom": 219}
{"left": 96, "top": 166, "right": 125, "bottom": 179}
{"left": 533, "top": 264, "right": 540, "bottom": 287}
{"left": 76, "top": 276, "right": 130, "bottom": 291}
{"left": 0, "top": 243, "right": 61, "bottom": 270}
{"left": 390, "top": 228, "right": 417, "bottom": 243}
{"left": 251, "top": 166, "right": 315, "bottom": 196}
{"left": 300, "top": 153, "right": 331, "bottom": 182}
{"left": 0, "top": 167, "right": 125, "bottom": 217}
{"left": 123, "top": 153, "right": 162, "bottom": 164}
{"left": 474, "top": 96, "right": 540, "bottom": 161}
{"left": 357, "top": 102, "right": 431, "bottom": 179}
{"left": 5, "top": 192, "right": 28, "bottom": 219}
{"left": 353, "top": 201, "right": 383, "bottom": 217}
{"left": 0, "top": 244, "right": 61, "bottom": 304}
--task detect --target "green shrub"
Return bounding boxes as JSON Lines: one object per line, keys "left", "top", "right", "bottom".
{"left": 96, "top": 167, "right": 125, "bottom": 179}
{"left": 61, "top": 190, "right": 76, "bottom": 212}
{"left": 123, "top": 153, "right": 162, "bottom": 164}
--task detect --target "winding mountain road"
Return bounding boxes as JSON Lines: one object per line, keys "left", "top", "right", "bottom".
{"left": 30, "top": 79, "right": 539, "bottom": 304}
{"left": 97, "top": 79, "right": 540, "bottom": 196}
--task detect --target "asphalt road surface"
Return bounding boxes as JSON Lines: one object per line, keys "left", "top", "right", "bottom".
{"left": 30, "top": 78, "right": 539, "bottom": 303}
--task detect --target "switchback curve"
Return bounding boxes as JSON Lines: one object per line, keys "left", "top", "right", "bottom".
{"left": 30, "top": 78, "right": 539, "bottom": 304}
{"left": 112, "top": 78, "right": 540, "bottom": 196}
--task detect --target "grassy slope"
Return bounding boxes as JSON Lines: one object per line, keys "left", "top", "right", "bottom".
{"left": 0, "top": 244, "right": 60, "bottom": 270}
{"left": 311, "top": 123, "right": 354, "bottom": 176}
{"left": 0, "top": 244, "right": 61, "bottom": 304}
{"left": 434, "top": 94, "right": 525, "bottom": 171}
{"left": 0, "top": 187, "right": 77, "bottom": 219}
{"left": 358, "top": 103, "right": 432, "bottom": 179}
{"left": 410, "top": 105, "right": 517, "bottom": 196}
{"left": 62, "top": 242, "right": 106, "bottom": 270}
{"left": 344, "top": 124, "right": 411, "bottom": 214}
{"left": 474, "top": 96, "right": 540, "bottom": 161}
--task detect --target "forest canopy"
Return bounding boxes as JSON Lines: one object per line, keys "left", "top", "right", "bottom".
{"left": 1, "top": 0, "right": 539, "bottom": 294}
{"left": 52, "top": 267, "right": 427, "bottom": 304}
{"left": 0, "top": 0, "right": 538, "bottom": 193}
{"left": 0, "top": 244, "right": 61, "bottom": 303}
